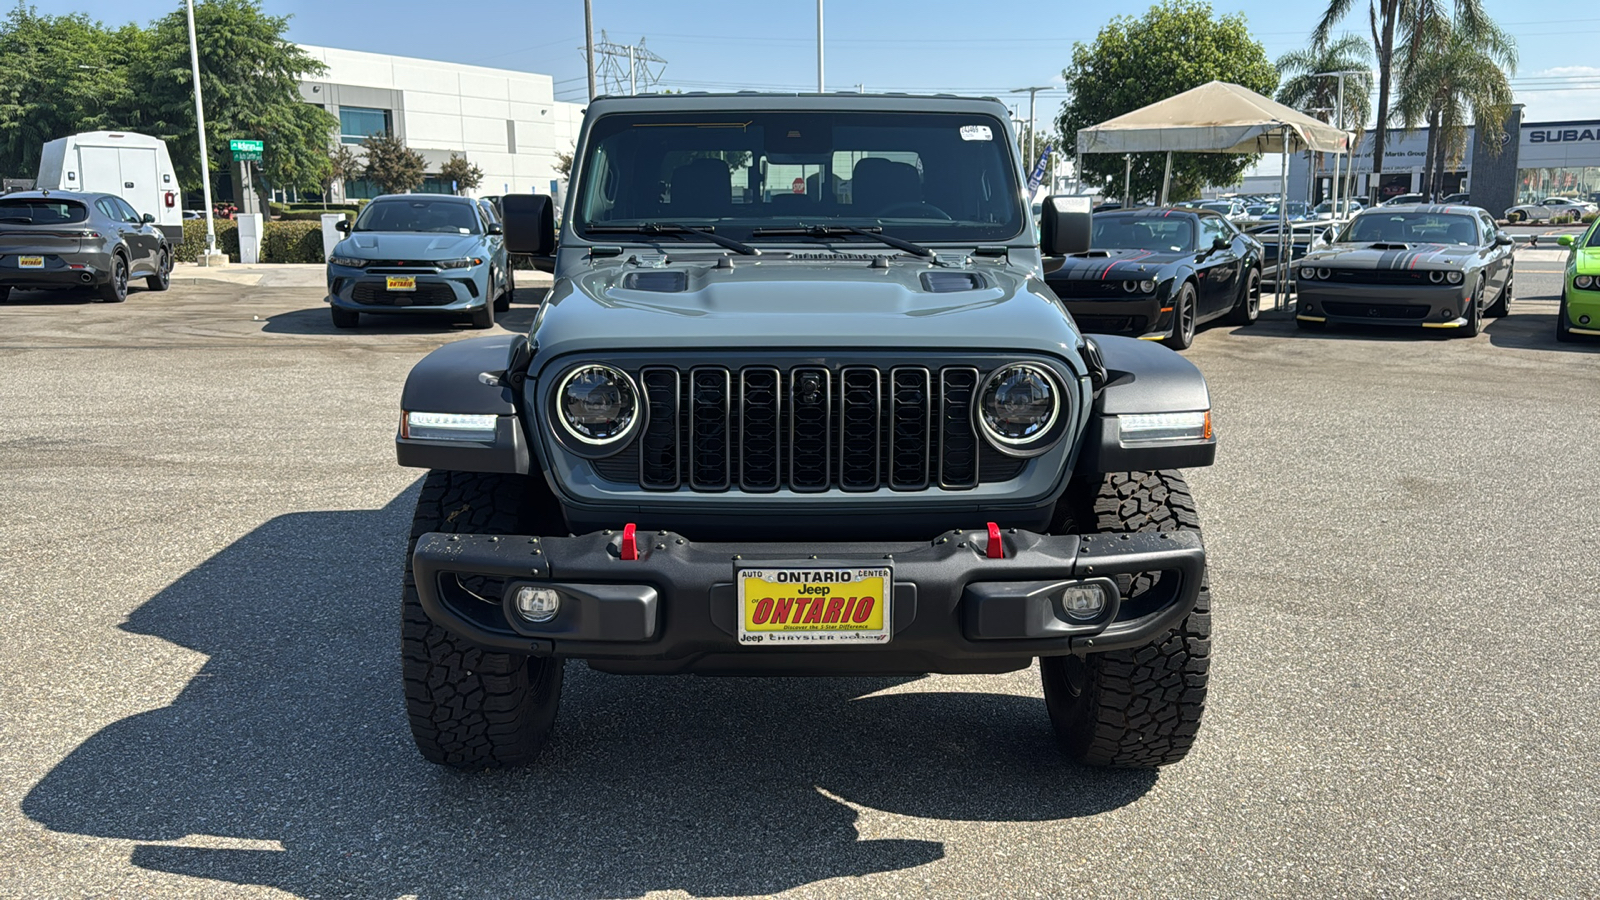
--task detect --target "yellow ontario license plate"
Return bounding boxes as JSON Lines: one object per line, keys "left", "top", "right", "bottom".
{"left": 385, "top": 275, "right": 416, "bottom": 291}
{"left": 737, "top": 566, "right": 891, "bottom": 646}
{"left": 18, "top": 256, "right": 44, "bottom": 268}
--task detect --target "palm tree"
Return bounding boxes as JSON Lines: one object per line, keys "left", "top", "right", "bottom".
{"left": 1312, "top": 0, "right": 1491, "bottom": 201}
{"left": 1277, "top": 35, "right": 1374, "bottom": 205}
{"left": 1391, "top": 10, "right": 1516, "bottom": 199}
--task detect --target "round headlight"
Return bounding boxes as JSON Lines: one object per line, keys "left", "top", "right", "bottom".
{"left": 1300, "top": 267, "right": 1318, "bottom": 280}
{"left": 1317, "top": 268, "right": 1331, "bottom": 280}
{"left": 1577, "top": 275, "right": 1595, "bottom": 289}
{"left": 1139, "top": 279, "right": 1156, "bottom": 293}
{"left": 555, "top": 364, "right": 639, "bottom": 446}
{"left": 1446, "top": 271, "right": 1464, "bottom": 285}
{"left": 1429, "top": 271, "right": 1444, "bottom": 284}
{"left": 977, "top": 363, "right": 1062, "bottom": 456}
{"left": 1122, "top": 280, "right": 1139, "bottom": 293}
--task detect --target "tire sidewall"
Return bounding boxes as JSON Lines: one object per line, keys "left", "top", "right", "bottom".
{"left": 1165, "top": 283, "right": 1196, "bottom": 350}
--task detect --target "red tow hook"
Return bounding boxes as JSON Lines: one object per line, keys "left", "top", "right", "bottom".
{"left": 985, "top": 521, "right": 1005, "bottom": 559}
{"left": 620, "top": 523, "right": 638, "bottom": 561}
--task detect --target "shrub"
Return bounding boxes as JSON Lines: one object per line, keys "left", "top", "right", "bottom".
{"left": 175, "top": 218, "right": 240, "bottom": 262}
{"left": 175, "top": 218, "right": 329, "bottom": 263}
{"left": 1584, "top": 212, "right": 1598, "bottom": 224}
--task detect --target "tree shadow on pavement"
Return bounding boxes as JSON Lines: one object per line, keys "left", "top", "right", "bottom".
{"left": 22, "top": 487, "right": 1155, "bottom": 898}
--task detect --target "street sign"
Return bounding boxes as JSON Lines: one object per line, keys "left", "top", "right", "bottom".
{"left": 230, "top": 139, "right": 263, "bottom": 162}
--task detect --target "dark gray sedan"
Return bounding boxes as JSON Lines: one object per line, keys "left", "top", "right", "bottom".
{"left": 0, "top": 190, "right": 172, "bottom": 303}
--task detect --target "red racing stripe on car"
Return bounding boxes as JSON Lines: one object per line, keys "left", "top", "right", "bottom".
{"left": 1101, "top": 250, "right": 1153, "bottom": 278}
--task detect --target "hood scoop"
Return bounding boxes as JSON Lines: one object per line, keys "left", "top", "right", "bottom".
{"left": 1072, "top": 250, "right": 1113, "bottom": 258}
{"left": 1367, "top": 242, "right": 1411, "bottom": 250}
{"left": 620, "top": 270, "right": 688, "bottom": 293}
{"left": 921, "top": 271, "right": 985, "bottom": 293}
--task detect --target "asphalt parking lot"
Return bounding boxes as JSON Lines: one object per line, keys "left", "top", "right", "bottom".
{"left": 1, "top": 254, "right": 1597, "bottom": 899}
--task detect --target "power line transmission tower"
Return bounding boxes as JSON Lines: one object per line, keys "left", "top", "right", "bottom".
{"left": 584, "top": 31, "right": 667, "bottom": 96}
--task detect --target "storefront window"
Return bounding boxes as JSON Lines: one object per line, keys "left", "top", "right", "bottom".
{"left": 1517, "top": 167, "right": 1600, "bottom": 205}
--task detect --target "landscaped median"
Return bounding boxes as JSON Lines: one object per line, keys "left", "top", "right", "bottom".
{"left": 174, "top": 219, "right": 329, "bottom": 264}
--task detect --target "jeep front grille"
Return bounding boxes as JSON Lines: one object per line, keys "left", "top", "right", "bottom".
{"left": 629, "top": 364, "right": 1021, "bottom": 492}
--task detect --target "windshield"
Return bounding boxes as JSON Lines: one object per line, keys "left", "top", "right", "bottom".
{"left": 1266, "top": 202, "right": 1309, "bottom": 217}
{"left": 1587, "top": 223, "right": 1600, "bottom": 248}
{"left": 572, "top": 111, "right": 1024, "bottom": 242}
{"left": 1197, "top": 202, "right": 1233, "bottom": 214}
{"left": 0, "top": 198, "right": 88, "bottom": 224}
{"left": 353, "top": 198, "right": 481, "bottom": 234}
{"left": 1340, "top": 212, "right": 1481, "bottom": 245}
{"left": 1091, "top": 214, "right": 1194, "bottom": 253}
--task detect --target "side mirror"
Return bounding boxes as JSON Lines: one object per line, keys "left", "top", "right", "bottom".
{"left": 1494, "top": 233, "right": 1513, "bottom": 247}
{"left": 1039, "top": 195, "right": 1092, "bottom": 256}
{"left": 501, "top": 193, "right": 556, "bottom": 255}
{"left": 1211, "top": 235, "right": 1230, "bottom": 252}
{"left": 335, "top": 218, "right": 351, "bottom": 234}
{"left": 141, "top": 212, "right": 155, "bottom": 224}
{"left": 1557, "top": 234, "right": 1574, "bottom": 247}
{"left": 486, "top": 222, "right": 503, "bottom": 235}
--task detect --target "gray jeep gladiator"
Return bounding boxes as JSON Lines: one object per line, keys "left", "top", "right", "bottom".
{"left": 396, "top": 93, "right": 1218, "bottom": 770}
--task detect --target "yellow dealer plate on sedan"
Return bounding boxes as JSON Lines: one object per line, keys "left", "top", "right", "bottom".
{"left": 385, "top": 275, "right": 416, "bottom": 291}
{"left": 18, "top": 256, "right": 44, "bottom": 268}
{"left": 737, "top": 567, "right": 891, "bottom": 646}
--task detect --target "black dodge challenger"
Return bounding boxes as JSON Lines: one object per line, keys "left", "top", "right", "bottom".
{"left": 1043, "top": 208, "right": 1263, "bottom": 350}
{"left": 1293, "top": 204, "right": 1514, "bottom": 336}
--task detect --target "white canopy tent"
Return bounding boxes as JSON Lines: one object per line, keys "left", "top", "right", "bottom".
{"left": 1076, "top": 81, "right": 1351, "bottom": 303}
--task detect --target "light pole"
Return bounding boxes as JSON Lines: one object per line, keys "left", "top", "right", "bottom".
{"left": 816, "top": 0, "right": 824, "bottom": 93}
{"left": 1011, "top": 86, "right": 1051, "bottom": 171}
{"left": 1303, "top": 106, "right": 1334, "bottom": 206}
{"left": 1311, "top": 69, "right": 1370, "bottom": 217}
{"left": 584, "top": 0, "right": 596, "bottom": 100}
{"left": 184, "top": 0, "right": 219, "bottom": 263}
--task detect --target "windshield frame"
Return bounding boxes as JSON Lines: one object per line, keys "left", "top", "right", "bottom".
{"left": 568, "top": 109, "right": 1028, "bottom": 246}
{"left": 351, "top": 197, "right": 483, "bottom": 235}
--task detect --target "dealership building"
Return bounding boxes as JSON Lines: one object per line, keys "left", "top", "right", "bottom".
{"left": 292, "top": 45, "right": 585, "bottom": 201}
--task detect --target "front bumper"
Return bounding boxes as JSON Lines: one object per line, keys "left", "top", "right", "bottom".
{"left": 411, "top": 527, "right": 1206, "bottom": 675}
{"left": 1297, "top": 282, "right": 1471, "bottom": 329}
{"left": 1563, "top": 284, "right": 1600, "bottom": 334}
{"left": 326, "top": 264, "right": 487, "bottom": 314}
{"left": 1058, "top": 296, "right": 1172, "bottom": 340}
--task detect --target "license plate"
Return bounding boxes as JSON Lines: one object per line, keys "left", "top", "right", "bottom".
{"left": 737, "top": 566, "right": 891, "bottom": 645}
{"left": 385, "top": 275, "right": 416, "bottom": 291}
{"left": 18, "top": 256, "right": 44, "bottom": 269}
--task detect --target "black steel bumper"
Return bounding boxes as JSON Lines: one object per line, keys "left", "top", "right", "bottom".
{"left": 411, "top": 527, "right": 1205, "bottom": 675}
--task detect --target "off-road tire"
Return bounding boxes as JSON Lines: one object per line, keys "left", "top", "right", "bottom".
{"left": 1225, "top": 266, "right": 1260, "bottom": 326}
{"left": 1485, "top": 269, "right": 1511, "bottom": 318}
{"left": 1041, "top": 470, "right": 1210, "bottom": 768}
{"left": 1163, "top": 282, "right": 1198, "bottom": 351}
{"left": 98, "top": 254, "right": 129, "bottom": 303}
{"left": 330, "top": 306, "right": 360, "bottom": 329}
{"left": 402, "top": 469, "right": 568, "bottom": 769}
{"left": 469, "top": 301, "right": 495, "bottom": 329}
{"left": 147, "top": 249, "right": 172, "bottom": 292}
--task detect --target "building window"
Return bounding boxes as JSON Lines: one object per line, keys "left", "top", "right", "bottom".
{"left": 1517, "top": 166, "right": 1600, "bottom": 205}
{"left": 340, "top": 107, "right": 391, "bottom": 145}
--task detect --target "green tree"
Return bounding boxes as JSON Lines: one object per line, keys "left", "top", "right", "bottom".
{"left": 438, "top": 152, "right": 482, "bottom": 194}
{"left": 1312, "top": 0, "right": 1491, "bottom": 201}
{"left": 1276, "top": 35, "right": 1374, "bottom": 207}
{"left": 0, "top": 7, "right": 144, "bottom": 178}
{"left": 324, "top": 143, "right": 361, "bottom": 199}
{"left": 361, "top": 132, "right": 425, "bottom": 194}
{"left": 1391, "top": 9, "right": 1515, "bottom": 198}
{"left": 133, "top": 0, "right": 337, "bottom": 207}
{"left": 554, "top": 148, "right": 573, "bottom": 177}
{"left": 1057, "top": 0, "right": 1278, "bottom": 201}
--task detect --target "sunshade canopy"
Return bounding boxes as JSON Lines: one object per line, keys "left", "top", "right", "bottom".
{"left": 1077, "top": 81, "right": 1350, "bottom": 155}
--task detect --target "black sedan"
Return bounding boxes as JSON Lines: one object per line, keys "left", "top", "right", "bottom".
{"left": 1293, "top": 205, "right": 1514, "bottom": 337}
{"left": 0, "top": 190, "right": 171, "bottom": 303}
{"left": 1043, "top": 208, "right": 1263, "bottom": 350}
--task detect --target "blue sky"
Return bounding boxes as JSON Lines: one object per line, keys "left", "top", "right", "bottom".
{"left": 58, "top": 0, "right": 1600, "bottom": 124}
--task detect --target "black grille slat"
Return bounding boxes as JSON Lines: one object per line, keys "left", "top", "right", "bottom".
{"left": 740, "top": 367, "right": 781, "bottom": 492}
{"left": 788, "top": 367, "right": 831, "bottom": 492}
{"left": 838, "top": 367, "right": 881, "bottom": 491}
{"left": 689, "top": 368, "right": 731, "bottom": 490}
{"left": 889, "top": 367, "right": 932, "bottom": 490}
{"left": 350, "top": 282, "right": 456, "bottom": 306}
{"left": 640, "top": 368, "right": 681, "bottom": 489}
{"left": 939, "top": 367, "right": 981, "bottom": 489}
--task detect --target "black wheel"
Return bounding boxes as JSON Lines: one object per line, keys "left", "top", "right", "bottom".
{"left": 330, "top": 306, "right": 360, "bottom": 329}
{"left": 1225, "top": 266, "right": 1260, "bottom": 326}
{"left": 493, "top": 268, "right": 512, "bottom": 313}
{"left": 0, "top": 286, "right": 10, "bottom": 302}
{"left": 1485, "top": 269, "right": 1511, "bottom": 318}
{"left": 1459, "top": 277, "right": 1483, "bottom": 338}
{"left": 469, "top": 301, "right": 495, "bottom": 329}
{"left": 1556, "top": 295, "right": 1576, "bottom": 343}
{"left": 97, "top": 254, "right": 129, "bottom": 303}
{"left": 146, "top": 249, "right": 172, "bottom": 292}
{"left": 1040, "top": 471, "right": 1210, "bottom": 768}
{"left": 403, "top": 470, "right": 568, "bottom": 769}
{"left": 1162, "top": 282, "right": 1197, "bottom": 351}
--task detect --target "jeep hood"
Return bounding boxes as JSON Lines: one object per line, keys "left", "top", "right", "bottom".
{"left": 529, "top": 258, "right": 1081, "bottom": 359}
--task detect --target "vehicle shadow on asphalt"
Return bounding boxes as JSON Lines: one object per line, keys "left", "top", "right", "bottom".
{"left": 21, "top": 487, "right": 1155, "bottom": 898}
{"left": 259, "top": 288, "right": 548, "bottom": 337}
{"left": 1486, "top": 309, "right": 1600, "bottom": 352}
{"left": 1, "top": 288, "right": 105, "bottom": 305}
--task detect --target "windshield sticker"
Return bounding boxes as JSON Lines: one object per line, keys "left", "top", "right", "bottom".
{"left": 960, "top": 125, "right": 993, "bottom": 142}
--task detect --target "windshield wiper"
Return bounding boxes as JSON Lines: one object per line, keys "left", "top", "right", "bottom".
{"left": 750, "top": 223, "right": 934, "bottom": 259}
{"left": 586, "top": 222, "right": 758, "bottom": 255}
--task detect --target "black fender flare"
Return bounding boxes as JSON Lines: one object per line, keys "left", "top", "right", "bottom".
{"left": 1074, "top": 335, "right": 1216, "bottom": 474}
{"left": 396, "top": 334, "right": 532, "bottom": 474}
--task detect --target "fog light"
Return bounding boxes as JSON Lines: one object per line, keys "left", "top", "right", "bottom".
{"left": 1060, "top": 583, "right": 1109, "bottom": 621}
{"left": 1582, "top": 315, "right": 1593, "bottom": 325}
{"left": 513, "top": 586, "right": 560, "bottom": 622}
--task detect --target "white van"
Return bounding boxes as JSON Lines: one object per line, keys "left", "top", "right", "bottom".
{"left": 36, "top": 132, "right": 185, "bottom": 240}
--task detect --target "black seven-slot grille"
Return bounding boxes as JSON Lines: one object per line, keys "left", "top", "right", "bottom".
{"left": 613, "top": 365, "right": 1030, "bottom": 492}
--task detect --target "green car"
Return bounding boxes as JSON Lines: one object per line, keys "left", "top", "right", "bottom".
{"left": 1556, "top": 223, "right": 1600, "bottom": 341}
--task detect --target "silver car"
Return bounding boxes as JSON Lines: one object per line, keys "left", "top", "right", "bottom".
{"left": 0, "top": 190, "right": 172, "bottom": 303}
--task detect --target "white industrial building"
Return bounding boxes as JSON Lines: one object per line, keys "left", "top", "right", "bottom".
{"left": 295, "top": 45, "right": 585, "bottom": 201}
